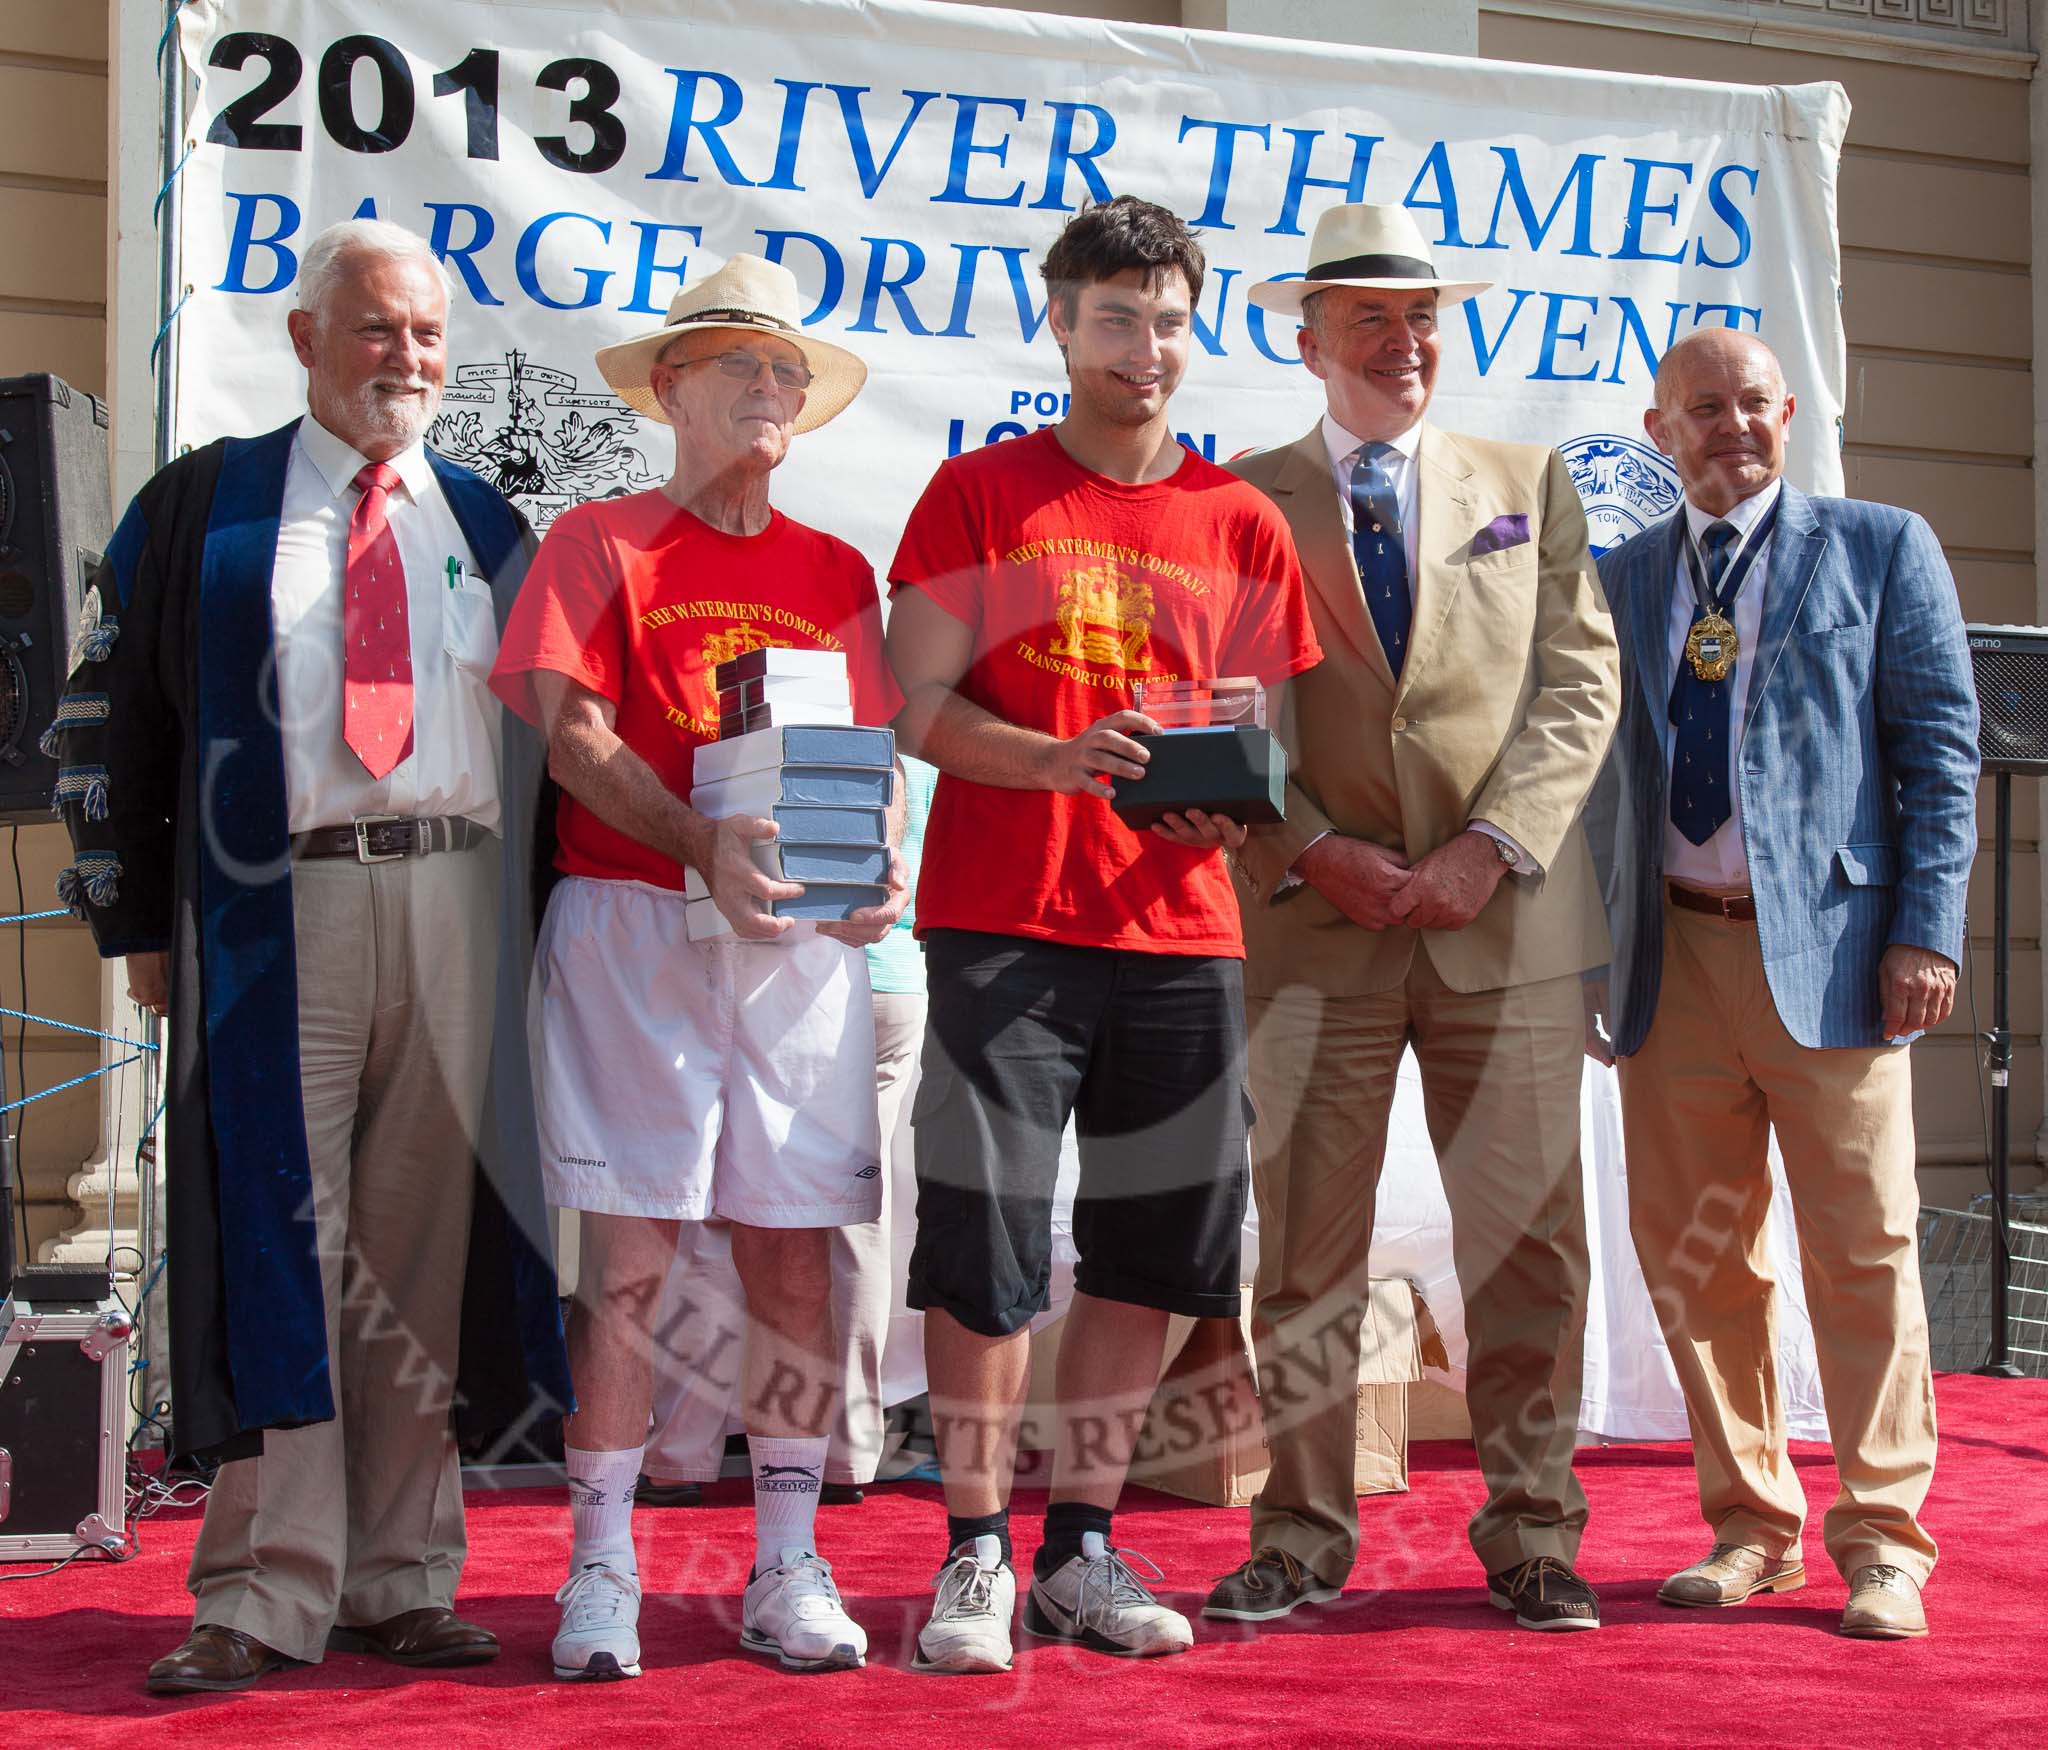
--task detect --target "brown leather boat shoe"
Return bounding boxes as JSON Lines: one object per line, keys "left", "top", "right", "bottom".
{"left": 327, "top": 1606, "right": 501, "bottom": 1667}
{"left": 145, "top": 1625, "right": 298, "bottom": 1694}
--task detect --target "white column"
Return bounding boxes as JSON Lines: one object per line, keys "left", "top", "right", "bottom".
{"left": 1182, "top": 0, "right": 1479, "bottom": 57}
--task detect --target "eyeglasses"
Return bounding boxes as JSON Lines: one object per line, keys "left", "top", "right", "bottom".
{"left": 675, "top": 350, "right": 813, "bottom": 392}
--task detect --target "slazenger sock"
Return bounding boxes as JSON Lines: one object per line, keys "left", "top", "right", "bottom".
{"left": 749, "top": 1433, "right": 829, "bottom": 1575}
{"left": 565, "top": 1443, "right": 643, "bottom": 1577}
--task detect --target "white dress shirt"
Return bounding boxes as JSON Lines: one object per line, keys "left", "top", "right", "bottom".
{"left": 1662, "top": 478, "right": 1783, "bottom": 891}
{"left": 1283, "top": 413, "right": 1533, "bottom": 883}
{"left": 270, "top": 416, "right": 503, "bottom": 834}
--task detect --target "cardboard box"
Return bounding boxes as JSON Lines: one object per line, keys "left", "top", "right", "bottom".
{"left": 1130, "top": 1278, "right": 1428, "bottom": 1507}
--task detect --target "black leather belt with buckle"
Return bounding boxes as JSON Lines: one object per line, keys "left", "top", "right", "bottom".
{"left": 291, "top": 815, "right": 489, "bottom": 863}
{"left": 1667, "top": 882, "right": 1757, "bottom": 923}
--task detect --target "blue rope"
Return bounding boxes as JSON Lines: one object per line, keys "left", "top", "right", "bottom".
{"left": 0, "top": 909, "right": 68, "bottom": 925}
{"left": 0, "top": 1005, "right": 160, "bottom": 1051}
{"left": 156, "top": 0, "right": 188, "bottom": 76}
{"left": 135, "top": 1245, "right": 167, "bottom": 1308}
{"left": 0, "top": 1054, "right": 144, "bottom": 1115}
{"left": 152, "top": 3, "right": 196, "bottom": 381}
{"left": 153, "top": 141, "right": 194, "bottom": 229}
{"left": 149, "top": 289, "right": 190, "bottom": 380}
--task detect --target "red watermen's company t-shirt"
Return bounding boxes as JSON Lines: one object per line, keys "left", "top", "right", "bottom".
{"left": 492, "top": 491, "right": 902, "bottom": 891}
{"left": 890, "top": 429, "right": 1321, "bottom": 957}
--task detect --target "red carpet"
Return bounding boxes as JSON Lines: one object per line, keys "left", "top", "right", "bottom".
{"left": 4, "top": 1374, "right": 2042, "bottom": 1747}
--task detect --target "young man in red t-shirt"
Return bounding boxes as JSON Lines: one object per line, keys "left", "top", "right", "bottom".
{"left": 887, "top": 198, "right": 1322, "bottom": 1673}
{"left": 490, "top": 258, "right": 906, "bottom": 1681}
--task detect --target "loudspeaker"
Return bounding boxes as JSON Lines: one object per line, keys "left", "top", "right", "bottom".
{"left": 1966, "top": 623, "right": 2048, "bottom": 777}
{"left": 0, "top": 374, "right": 112, "bottom": 820}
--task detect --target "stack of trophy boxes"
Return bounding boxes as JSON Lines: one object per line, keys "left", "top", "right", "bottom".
{"left": 685, "top": 648, "right": 895, "bottom": 941}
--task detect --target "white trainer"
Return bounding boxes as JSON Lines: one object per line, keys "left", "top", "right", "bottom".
{"left": 1022, "top": 1531, "right": 1194, "bottom": 1657}
{"left": 552, "top": 1562, "right": 642, "bottom": 1681}
{"left": 741, "top": 1547, "right": 868, "bottom": 1671}
{"left": 912, "top": 1535, "right": 1016, "bottom": 1674}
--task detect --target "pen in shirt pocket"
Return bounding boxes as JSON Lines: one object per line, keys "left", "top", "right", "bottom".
{"left": 445, "top": 556, "right": 464, "bottom": 591}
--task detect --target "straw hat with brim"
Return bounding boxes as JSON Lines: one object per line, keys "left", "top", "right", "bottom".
{"left": 1247, "top": 203, "right": 1492, "bottom": 318}
{"left": 594, "top": 254, "right": 867, "bottom": 435}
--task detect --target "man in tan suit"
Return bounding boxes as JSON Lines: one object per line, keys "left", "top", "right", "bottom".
{"left": 1202, "top": 205, "right": 1620, "bottom": 1632}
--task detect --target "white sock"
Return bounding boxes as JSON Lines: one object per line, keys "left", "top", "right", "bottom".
{"left": 749, "top": 1433, "right": 828, "bottom": 1575}
{"left": 566, "top": 1444, "right": 642, "bottom": 1577}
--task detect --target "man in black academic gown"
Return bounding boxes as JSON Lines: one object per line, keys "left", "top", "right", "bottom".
{"left": 55, "top": 218, "right": 569, "bottom": 1693}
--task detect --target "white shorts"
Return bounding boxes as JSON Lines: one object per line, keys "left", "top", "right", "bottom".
{"left": 530, "top": 876, "right": 883, "bottom": 1226}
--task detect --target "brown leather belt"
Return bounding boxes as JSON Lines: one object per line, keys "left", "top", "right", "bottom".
{"left": 292, "top": 815, "right": 489, "bottom": 863}
{"left": 1667, "top": 882, "right": 1756, "bottom": 922}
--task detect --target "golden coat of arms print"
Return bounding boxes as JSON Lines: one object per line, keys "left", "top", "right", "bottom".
{"left": 1048, "top": 565, "right": 1154, "bottom": 670}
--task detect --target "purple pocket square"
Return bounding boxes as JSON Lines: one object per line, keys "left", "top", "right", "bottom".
{"left": 1471, "top": 513, "right": 1530, "bottom": 557}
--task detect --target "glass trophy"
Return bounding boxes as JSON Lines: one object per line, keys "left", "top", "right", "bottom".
{"left": 1112, "top": 677, "right": 1287, "bottom": 829}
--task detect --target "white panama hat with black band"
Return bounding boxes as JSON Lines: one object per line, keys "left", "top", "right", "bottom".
{"left": 1247, "top": 202, "right": 1493, "bottom": 318}
{"left": 594, "top": 253, "right": 867, "bottom": 435}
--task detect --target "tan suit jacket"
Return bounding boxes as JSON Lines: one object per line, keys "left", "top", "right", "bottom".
{"left": 1231, "top": 422, "right": 1619, "bottom": 999}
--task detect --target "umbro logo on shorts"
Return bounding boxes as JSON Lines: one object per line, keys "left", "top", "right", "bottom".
{"left": 855, "top": 1163, "right": 880, "bottom": 1179}
{"left": 558, "top": 1152, "right": 607, "bottom": 1171}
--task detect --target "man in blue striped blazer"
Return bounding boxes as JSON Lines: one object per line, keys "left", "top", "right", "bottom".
{"left": 1589, "top": 328, "right": 1978, "bottom": 1640}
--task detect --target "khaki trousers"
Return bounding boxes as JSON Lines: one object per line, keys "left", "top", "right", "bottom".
{"left": 646, "top": 990, "right": 926, "bottom": 1484}
{"left": 1618, "top": 898, "right": 1938, "bottom": 1584}
{"left": 1247, "top": 954, "right": 1590, "bottom": 1583}
{"left": 189, "top": 847, "right": 497, "bottom": 1660}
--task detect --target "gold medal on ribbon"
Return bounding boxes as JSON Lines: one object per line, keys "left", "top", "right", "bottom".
{"left": 1685, "top": 611, "right": 1738, "bottom": 682}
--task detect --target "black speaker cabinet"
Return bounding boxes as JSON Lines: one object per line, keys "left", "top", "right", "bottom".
{"left": 1967, "top": 624, "right": 2048, "bottom": 777}
{"left": 0, "top": 374, "right": 113, "bottom": 820}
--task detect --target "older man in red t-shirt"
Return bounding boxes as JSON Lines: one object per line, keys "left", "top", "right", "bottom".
{"left": 492, "top": 257, "right": 904, "bottom": 1682}
{"left": 887, "top": 197, "right": 1321, "bottom": 1675}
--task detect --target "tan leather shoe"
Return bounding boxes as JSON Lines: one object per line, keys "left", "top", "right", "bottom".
{"left": 327, "top": 1606, "right": 501, "bottom": 1667}
{"left": 1841, "top": 1564, "right": 1928, "bottom": 1639}
{"left": 145, "top": 1625, "right": 297, "bottom": 1694}
{"left": 1658, "top": 1542, "right": 1806, "bottom": 1607}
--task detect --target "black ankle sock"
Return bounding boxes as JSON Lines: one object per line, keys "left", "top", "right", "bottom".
{"left": 947, "top": 1509, "right": 1012, "bottom": 1569}
{"left": 1035, "top": 1501, "right": 1113, "bottom": 1577}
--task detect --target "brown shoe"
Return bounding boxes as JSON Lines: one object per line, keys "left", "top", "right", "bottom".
{"left": 145, "top": 1625, "right": 297, "bottom": 1694}
{"left": 1658, "top": 1543, "right": 1806, "bottom": 1608}
{"left": 328, "top": 1607, "right": 501, "bottom": 1667}
{"left": 1841, "top": 1564, "right": 1928, "bottom": 1639}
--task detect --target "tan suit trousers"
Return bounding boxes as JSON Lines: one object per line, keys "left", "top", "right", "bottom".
{"left": 188, "top": 846, "right": 497, "bottom": 1660}
{"left": 1248, "top": 952, "right": 1590, "bottom": 1583}
{"left": 1618, "top": 898, "right": 1938, "bottom": 1584}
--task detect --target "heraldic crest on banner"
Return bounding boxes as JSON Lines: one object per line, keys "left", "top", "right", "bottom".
{"left": 429, "top": 350, "right": 662, "bottom": 531}
{"left": 1560, "top": 433, "right": 1682, "bottom": 559}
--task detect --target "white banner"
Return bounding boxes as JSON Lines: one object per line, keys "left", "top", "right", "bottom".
{"left": 172, "top": 0, "right": 1850, "bottom": 571}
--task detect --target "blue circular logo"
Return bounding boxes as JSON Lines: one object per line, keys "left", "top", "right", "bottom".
{"left": 1560, "top": 433, "right": 1681, "bottom": 559}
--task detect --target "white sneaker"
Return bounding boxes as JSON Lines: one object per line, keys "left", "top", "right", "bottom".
{"left": 552, "top": 1562, "right": 642, "bottom": 1681}
{"left": 1022, "top": 1531, "right": 1194, "bottom": 1657}
{"left": 740, "top": 1547, "right": 868, "bottom": 1671}
{"left": 912, "top": 1535, "right": 1016, "bottom": 1674}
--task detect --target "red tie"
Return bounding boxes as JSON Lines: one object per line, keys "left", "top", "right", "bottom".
{"left": 344, "top": 462, "right": 414, "bottom": 780}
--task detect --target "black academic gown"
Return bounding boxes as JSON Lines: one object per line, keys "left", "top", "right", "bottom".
{"left": 54, "top": 419, "right": 572, "bottom": 1461}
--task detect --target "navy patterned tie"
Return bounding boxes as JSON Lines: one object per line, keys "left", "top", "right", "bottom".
{"left": 1668, "top": 519, "right": 1740, "bottom": 846}
{"left": 1349, "top": 444, "right": 1411, "bottom": 676}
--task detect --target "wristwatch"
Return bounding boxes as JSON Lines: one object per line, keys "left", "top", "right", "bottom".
{"left": 1488, "top": 833, "right": 1520, "bottom": 867}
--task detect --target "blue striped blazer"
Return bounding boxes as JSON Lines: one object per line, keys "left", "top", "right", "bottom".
{"left": 1592, "top": 483, "right": 1979, "bottom": 1055}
